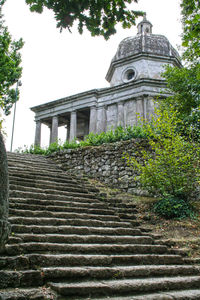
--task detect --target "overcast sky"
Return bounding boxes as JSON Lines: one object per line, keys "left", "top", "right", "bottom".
{"left": 3, "top": 0, "right": 182, "bottom": 151}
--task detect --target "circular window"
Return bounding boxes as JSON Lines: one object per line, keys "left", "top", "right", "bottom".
{"left": 122, "top": 68, "right": 136, "bottom": 83}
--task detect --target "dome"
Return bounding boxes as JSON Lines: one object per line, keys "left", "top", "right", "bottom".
{"left": 112, "top": 14, "right": 180, "bottom": 63}
{"left": 106, "top": 15, "right": 182, "bottom": 85}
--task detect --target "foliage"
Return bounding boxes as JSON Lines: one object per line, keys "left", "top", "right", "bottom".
{"left": 126, "top": 107, "right": 200, "bottom": 202}
{"left": 24, "top": 0, "right": 143, "bottom": 39}
{"left": 181, "top": 0, "right": 200, "bottom": 62}
{"left": 153, "top": 196, "right": 194, "bottom": 219}
{"left": 16, "top": 124, "right": 147, "bottom": 154}
{"left": 0, "top": 5, "right": 24, "bottom": 116}
{"left": 163, "top": 63, "right": 200, "bottom": 141}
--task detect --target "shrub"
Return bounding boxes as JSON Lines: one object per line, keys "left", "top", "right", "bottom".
{"left": 154, "top": 196, "right": 194, "bottom": 219}
{"left": 126, "top": 106, "right": 200, "bottom": 202}
{"left": 16, "top": 125, "right": 147, "bottom": 155}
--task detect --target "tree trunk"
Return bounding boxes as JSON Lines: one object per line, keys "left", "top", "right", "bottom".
{"left": 0, "top": 131, "right": 10, "bottom": 251}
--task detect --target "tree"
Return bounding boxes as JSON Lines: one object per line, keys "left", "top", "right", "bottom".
{"left": 0, "top": 5, "right": 23, "bottom": 250}
{"left": 24, "top": 0, "right": 143, "bottom": 39}
{"left": 163, "top": 0, "right": 200, "bottom": 141}
{"left": 181, "top": 0, "right": 200, "bottom": 62}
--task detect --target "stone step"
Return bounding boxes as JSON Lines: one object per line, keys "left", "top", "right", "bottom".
{"left": 9, "top": 176, "right": 83, "bottom": 189}
{"left": 48, "top": 276, "right": 200, "bottom": 297}
{"left": 8, "top": 172, "right": 80, "bottom": 185}
{"left": 9, "top": 209, "right": 120, "bottom": 222}
{"left": 0, "top": 287, "right": 55, "bottom": 299}
{"left": 9, "top": 197, "right": 109, "bottom": 210}
{"left": 9, "top": 189, "right": 97, "bottom": 200}
{"left": 8, "top": 168, "right": 79, "bottom": 181}
{"left": 9, "top": 183, "right": 90, "bottom": 195}
{"left": 9, "top": 216, "right": 134, "bottom": 228}
{"left": 6, "top": 234, "right": 154, "bottom": 245}
{"left": 75, "top": 289, "right": 200, "bottom": 300}
{"left": 9, "top": 195, "right": 103, "bottom": 205}
{"left": 9, "top": 202, "right": 115, "bottom": 216}
{"left": 1, "top": 265, "right": 200, "bottom": 289}
{"left": 10, "top": 224, "right": 142, "bottom": 235}
{"left": 8, "top": 160, "right": 58, "bottom": 170}
{"left": 0, "top": 254, "right": 184, "bottom": 270}
{"left": 4, "top": 243, "right": 168, "bottom": 256}
{"left": 7, "top": 152, "right": 48, "bottom": 161}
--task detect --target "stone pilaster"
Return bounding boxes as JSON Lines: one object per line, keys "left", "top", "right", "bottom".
{"left": 136, "top": 97, "right": 144, "bottom": 124}
{"left": 50, "top": 116, "right": 58, "bottom": 144}
{"left": 69, "top": 111, "right": 77, "bottom": 141}
{"left": 34, "top": 120, "right": 41, "bottom": 146}
{"left": 96, "top": 106, "right": 107, "bottom": 133}
{"left": 89, "top": 106, "right": 97, "bottom": 134}
{"left": 117, "top": 102, "right": 124, "bottom": 127}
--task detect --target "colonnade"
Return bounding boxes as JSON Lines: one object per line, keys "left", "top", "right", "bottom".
{"left": 34, "top": 97, "right": 151, "bottom": 147}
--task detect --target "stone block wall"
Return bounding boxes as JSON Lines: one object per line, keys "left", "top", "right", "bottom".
{"left": 51, "top": 139, "right": 150, "bottom": 195}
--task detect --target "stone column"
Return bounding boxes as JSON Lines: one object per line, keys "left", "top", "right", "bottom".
{"left": 50, "top": 116, "right": 58, "bottom": 144}
{"left": 117, "top": 102, "right": 124, "bottom": 127}
{"left": 65, "top": 121, "right": 70, "bottom": 141}
{"left": 34, "top": 120, "right": 41, "bottom": 146}
{"left": 69, "top": 111, "right": 77, "bottom": 141}
{"left": 96, "top": 106, "right": 107, "bottom": 133}
{"left": 89, "top": 106, "right": 97, "bottom": 134}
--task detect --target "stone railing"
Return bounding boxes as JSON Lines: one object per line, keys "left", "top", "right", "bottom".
{"left": 50, "top": 139, "right": 150, "bottom": 195}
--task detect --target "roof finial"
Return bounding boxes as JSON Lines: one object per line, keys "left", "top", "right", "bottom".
{"left": 137, "top": 13, "right": 153, "bottom": 35}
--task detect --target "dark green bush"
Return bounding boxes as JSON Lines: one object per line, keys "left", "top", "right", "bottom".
{"left": 154, "top": 196, "right": 194, "bottom": 219}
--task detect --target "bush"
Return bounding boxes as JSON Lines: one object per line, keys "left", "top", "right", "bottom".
{"left": 154, "top": 196, "right": 194, "bottom": 219}
{"left": 126, "top": 106, "right": 200, "bottom": 202}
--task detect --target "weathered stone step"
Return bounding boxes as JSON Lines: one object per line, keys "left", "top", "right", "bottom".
{"left": 4, "top": 242, "right": 168, "bottom": 256}
{"left": 9, "top": 202, "right": 115, "bottom": 216}
{"left": 6, "top": 234, "right": 153, "bottom": 245}
{"left": 117, "top": 213, "right": 137, "bottom": 220}
{"left": 75, "top": 289, "right": 200, "bottom": 300}
{"left": 0, "top": 287, "right": 55, "bottom": 299}
{"left": 8, "top": 172, "right": 80, "bottom": 185}
{"left": 1, "top": 265, "right": 200, "bottom": 289}
{"left": 0, "top": 254, "right": 184, "bottom": 270}
{"left": 42, "top": 264, "right": 200, "bottom": 281}
{"left": 48, "top": 276, "right": 200, "bottom": 297}
{"left": 7, "top": 152, "right": 48, "bottom": 161}
{"left": 10, "top": 224, "right": 141, "bottom": 235}
{"left": 9, "top": 189, "right": 97, "bottom": 200}
{"left": 9, "top": 195, "right": 103, "bottom": 206}
{"left": 9, "top": 216, "right": 134, "bottom": 228}
{"left": 9, "top": 168, "right": 79, "bottom": 181}
{"left": 8, "top": 165, "right": 63, "bottom": 176}
{"left": 9, "top": 209, "right": 120, "bottom": 222}
{"left": 9, "top": 176, "right": 82, "bottom": 189}
{"left": 9, "top": 183, "right": 90, "bottom": 195}
{"left": 9, "top": 197, "right": 109, "bottom": 210}
{"left": 8, "top": 160, "right": 58, "bottom": 170}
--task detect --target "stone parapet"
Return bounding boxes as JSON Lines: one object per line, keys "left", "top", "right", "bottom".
{"left": 50, "top": 139, "right": 150, "bottom": 195}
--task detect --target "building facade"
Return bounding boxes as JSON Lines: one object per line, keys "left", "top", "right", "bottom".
{"left": 31, "top": 15, "right": 181, "bottom": 146}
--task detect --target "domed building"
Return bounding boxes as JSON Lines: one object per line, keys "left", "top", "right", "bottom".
{"left": 31, "top": 15, "right": 182, "bottom": 146}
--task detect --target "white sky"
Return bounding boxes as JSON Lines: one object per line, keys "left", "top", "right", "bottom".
{"left": 2, "top": 0, "right": 182, "bottom": 151}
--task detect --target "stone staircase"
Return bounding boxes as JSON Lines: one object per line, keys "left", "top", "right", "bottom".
{"left": 0, "top": 152, "right": 200, "bottom": 299}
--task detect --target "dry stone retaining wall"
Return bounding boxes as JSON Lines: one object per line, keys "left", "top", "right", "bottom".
{"left": 51, "top": 139, "right": 149, "bottom": 195}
